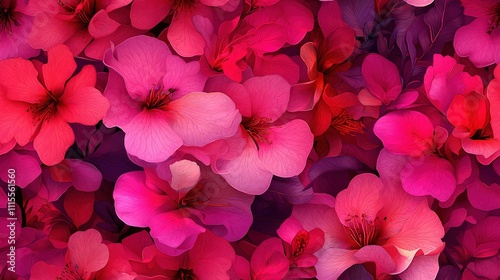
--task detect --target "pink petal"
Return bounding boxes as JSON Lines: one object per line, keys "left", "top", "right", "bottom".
{"left": 217, "top": 137, "right": 273, "bottom": 195}
{"left": 169, "top": 160, "right": 200, "bottom": 191}
{"left": 168, "top": 8, "right": 205, "bottom": 57}
{"left": 123, "top": 110, "right": 183, "bottom": 163}
{"left": 247, "top": 23, "right": 287, "bottom": 54}
{"left": 102, "top": 70, "right": 142, "bottom": 128}
{"left": 403, "top": 0, "right": 434, "bottom": 7}
{"left": 258, "top": 119, "right": 313, "bottom": 177}
{"left": 42, "top": 44, "right": 76, "bottom": 94}
{"left": 399, "top": 252, "right": 440, "bottom": 280}
{"left": 29, "top": 17, "right": 80, "bottom": 51}
{"left": 335, "top": 173, "right": 384, "bottom": 226}
{"left": 244, "top": 75, "right": 290, "bottom": 120}
{"left": 250, "top": 238, "right": 289, "bottom": 280}
{"left": 374, "top": 110, "right": 434, "bottom": 156}
{"left": 0, "top": 151, "right": 41, "bottom": 188}
{"left": 30, "top": 262, "right": 63, "bottom": 280}
{"left": 454, "top": 19, "right": 496, "bottom": 68}
{"left": 189, "top": 170, "right": 254, "bottom": 241}
{"left": 68, "top": 229, "right": 110, "bottom": 274}
{"left": 163, "top": 56, "right": 207, "bottom": 98}
{"left": 88, "top": 10, "right": 120, "bottom": 38}
{"left": 168, "top": 92, "right": 241, "bottom": 147}
{"left": 59, "top": 66, "right": 110, "bottom": 125}
{"left": 288, "top": 80, "right": 322, "bottom": 112}
{"left": 361, "top": 54, "right": 402, "bottom": 104}
{"left": 0, "top": 58, "right": 46, "bottom": 103}
{"left": 353, "top": 245, "right": 398, "bottom": 276}
{"left": 315, "top": 248, "right": 357, "bottom": 280}
{"left": 253, "top": 54, "right": 300, "bottom": 85}
{"left": 67, "top": 159, "right": 102, "bottom": 192}
{"left": 189, "top": 231, "right": 235, "bottom": 278}
{"left": 33, "top": 117, "right": 75, "bottom": 166}
{"left": 149, "top": 211, "right": 206, "bottom": 256}
{"left": 386, "top": 200, "right": 445, "bottom": 254}
{"left": 461, "top": 138, "right": 500, "bottom": 159}
{"left": 467, "top": 180, "right": 500, "bottom": 211}
{"left": 64, "top": 188, "right": 95, "bottom": 228}
{"left": 204, "top": 75, "right": 252, "bottom": 117}
{"left": 113, "top": 171, "right": 174, "bottom": 227}
{"left": 130, "top": 0, "right": 171, "bottom": 30}
{"left": 103, "top": 35, "right": 169, "bottom": 100}
{"left": 400, "top": 156, "right": 456, "bottom": 201}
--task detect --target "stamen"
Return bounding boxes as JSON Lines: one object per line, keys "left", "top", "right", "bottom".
{"left": 330, "top": 111, "right": 364, "bottom": 136}
{"left": 242, "top": 117, "right": 272, "bottom": 150}
{"left": 0, "top": 1, "right": 19, "bottom": 34}
{"left": 291, "top": 229, "right": 310, "bottom": 257}
{"left": 343, "top": 214, "right": 379, "bottom": 249}
{"left": 175, "top": 268, "right": 198, "bottom": 280}
{"left": 178, "top": 182, "right": 231, "bottom": 208}
{"left": 142, "top": 82, "right": 172, "bottom": 110}
{"left": 57, "top": 262, "right": 85, "bottom": 280}
{"left": 27, "top": 93, "right": 59, "bottom": 125}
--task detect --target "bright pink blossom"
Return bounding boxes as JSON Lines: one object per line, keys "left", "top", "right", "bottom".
{"left": 30, "top": 229, "right": 110, "bottom": 279}
{"left": 424, "top": 54, "right": 483, "bottom": 114}
{"left": 26, "top": 0, "right": 145, "bottom": 59}
{"left": 250, "top": 238, "right": 290, "bottom": 280}
{"left": 453, "top": 0, "right": 500, "bottom": 67}
{"left": 277, "top": 215, "right": 325, "bottom": 278}
{"left": 113, "top": 160, "right": 254, "bottom": 255}
{"left": 0, "top": 44, "right": 109, "bottom": 166}
{"left": 206, "top": 75, "right": 314, "bottom": 195}
{"left": 374, "top": 110, "right": 457, "bottom": 201}
{"left": 0, "top": 0, "right": 39, "bottom": 60}
{"left": 292, "top": 174, "right": 444, "bottom": 279}
{"left": 103, "top": 35, "right": 241, "bottom": 163}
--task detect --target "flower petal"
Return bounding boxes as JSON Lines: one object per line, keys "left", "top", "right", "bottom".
{"left": 33, "top": 117, "right": 75, "bottom": 166}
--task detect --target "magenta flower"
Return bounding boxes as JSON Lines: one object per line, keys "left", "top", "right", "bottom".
{"left": 125, "top": 231, "right": 236, "bottom": 279}
{"left": 206, "top": 75, "right": 314, "bottom": 195}
{"left": 26, "top": 0, "right": 145, "bottom": 59}
{"left": 113, "top": 160, "right": 254, "bottom": 255}
{"left": 0, "top": 0, "right": 39, "bottom": 60}
{"left": 292, "top": 174, "right": 444, "bottom": 279}
{"left": 0, "top": 44, "right": 109, "bottom": 166}
{"left": 130, "top": 0, "right": 233, "bottom": 57}
{"left": 453, "top": 0, "right": 500, "bottom": 67}
{"left": 30, "top": 229, "right": 110, "bottom": 279}
{"left": 102, "top": 35, "right": 241, "bottom": 163}
{"left": 277, "top": 214, "right": 325, "bottom": 278}
{"left": 374, "top": 110, "right": 457, "bottom": 201}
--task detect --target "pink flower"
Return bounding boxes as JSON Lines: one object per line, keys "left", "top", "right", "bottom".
{"left": 30, "top": 229, "right": 110, "bottom": 279}
{"left": 277, "top": 215, "right": 325, "bottom": 278}
{"left": 127, "top": 231, "right": 236, "bottom": 279}
{"left": 206, "top": 75, "right": 314, "bottom": 195}
{"left": 453, "top": 0, "right": 500, "bottom": 67}
{"left": 292, "top": 174, "right": 444, "bottom": 279}
{"left": 424, "top": 54, "right": 483, "bottom": 115}
{"left": 0, "top": 44, "right": 110, "bottom": 166}
{"left": 26, "top": 0, "right": 145, "bottom": 59}
{"left": 443, "top": 64, "right": 500, "bottom": 165}
{"left": 113, "top": 160, "right": 254, "bottom": 255}
{"left": 0, "top": 0, "right": 39, "bottom": 60}
{"left": 374, "top": 110, "right": 457, "bottom": 201}
{"left": 250, "top": 238, "right": 290, "bottom": 280}
{"left": 450, "top": 216, "right": 500, "bottom": 279}
{"left": 130, "top": 0, "right": 233, "bottom": 57}
{"left": 102, "top": 35, "right": 241, "bottom": 163}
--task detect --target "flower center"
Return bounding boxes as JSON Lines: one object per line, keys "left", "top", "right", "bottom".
{"left": 0, "top": 0, "right": 19, "bottom": 34}
{"left": 242, "top": 117, "right": 272, "bottom": 150}
{"left": 330, "top": 111, "right": 364, "bottom": 136}
{"left": 177, "top": 182, "right": 230, "bottom": 209}
{"left": 344, "top": 214, "right": 381, "bottom": 249}
{"left": 471, "top": 124, "right": 493, "bottom": 140}
{"left": 173, "top": 0, "right": 198, "bottom": 11}
{"left": 28, "top": 92, "right": 59, "bottom": 124}
{"left": 175, "top": 268, "right": 198, "bottom": 280}
{"left": 57, "top": 262, "right": 85, "bottom": 280}
{"left": 58, "top": 0, "right": 95, "bottom": 24}
{"left": 142, "top": 83, "right": 175, "bottom": 111}
{"left": 291, "top": 229, "right": 309, "bottom": 257}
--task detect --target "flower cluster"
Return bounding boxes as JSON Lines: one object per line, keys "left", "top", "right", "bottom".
{"left": 1, "top": 0, "right": 500, "bottom": 279}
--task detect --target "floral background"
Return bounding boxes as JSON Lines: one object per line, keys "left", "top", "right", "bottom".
{"left": 1, "top": 0, "right": 500, "bottom": 279}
